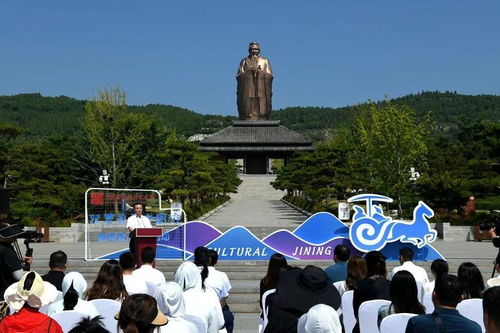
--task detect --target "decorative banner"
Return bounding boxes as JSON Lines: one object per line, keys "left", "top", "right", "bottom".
{"left": 98, "top": 194, "right": 444, "bottom": 261}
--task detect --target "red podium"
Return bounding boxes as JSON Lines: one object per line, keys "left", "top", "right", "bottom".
{"left": 132, "top": 227, "right": 163, "bottom": 268}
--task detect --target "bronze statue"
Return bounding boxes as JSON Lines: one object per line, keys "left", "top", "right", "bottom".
{"left": 236, "top": 42, "right": 273, "bottom": 120}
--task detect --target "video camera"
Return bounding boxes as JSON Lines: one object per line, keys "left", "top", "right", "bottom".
{"left": 479, "top": 215, "right": 500, "bottom": 232}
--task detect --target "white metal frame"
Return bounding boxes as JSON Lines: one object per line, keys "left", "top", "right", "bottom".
{"left": 84, "top": 187, "right": 187, "bottom": 261}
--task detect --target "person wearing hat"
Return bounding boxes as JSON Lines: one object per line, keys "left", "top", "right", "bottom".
{"left": 0, "top": 271, "right": 62, "bottom": 333}
{"left": 0, "top": 222, "right": 32, "bottom": 302}
{"left": 116, "top": 293, "right": 168, "bottom": 333}
{"left": 264, "top": 265, "right": 341, "bottom": 333}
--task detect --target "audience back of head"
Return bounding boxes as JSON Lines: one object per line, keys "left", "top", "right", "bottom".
{"left": 68, "top": 316, "right": 109, "bottom": 333}
{"left": 193, "top": 246, "right": 210, "bottom": 289}
{"left": 208, "top": 249, "right": 218, "bottom": 267}
{"left": 334, "top": 245, "right": 350, "bottom": 262}
{"left": 86, "top": 259, "right": 128, "bottom": 301}
{"left": 483, "top": 286, "right": 500, "bottom": 333}
{"left": 141, "top": 247, "right": 156, "bottom": 265}
{"left": 365, "top": 251, "right": 387, "bottom": 277}
{"left": 399, "top": 247, "right": 413, "bottom": 262}
{"left": 346, "top": 255, "right": 367, "bottom": 290}
{"left": 458, "top": 262, "right": 484, "bottom": 299}
{"left": 431, "top": 259, "right": 449, "bottom": 279}
{"left": 49, "top": 250, "right": 67, "bottom": 269}
{"left": 120, "top": 252, "right": 136, "bottom": 271}
{"left": 262, "top": 253, "right": 288, "bottom": 289}
{"left": 390, "top": 270, "right": 425, "bottom": 314}
{"left": 117, "top": 294, "right": 168, "bottom": 333}
{"left": 434, "top": 274, "right": 463, "bottom": 308}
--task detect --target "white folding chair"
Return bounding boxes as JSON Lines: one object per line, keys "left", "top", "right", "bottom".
{"left": 89, "top": 298, "right": 121, "bottom": 333}
{"left": 457, "top": 298, "right": 486, "bottom": 333}
{"left": 380, "top": 313, "right": 417, "bottom": 333}
{"left": 358, "top": 299, "right": 391, "bottom": 333}
{"left": 342, "top": 290, "right": 355, "bottom": 333}
{"left": 423, "top": 291, "right": 434, "bottom": 314}
{"left": 260, "top": 288, "right": 276, "bottom": 333}
{"left": 50, "top": 310, "right": 88, "bottom": 332}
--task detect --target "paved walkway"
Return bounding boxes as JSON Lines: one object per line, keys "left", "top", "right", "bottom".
{"left": 204, "top": 175, "right": 306, "bottom": 233}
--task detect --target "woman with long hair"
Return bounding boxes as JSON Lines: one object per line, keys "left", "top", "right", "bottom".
{"left": 47, "top": 272, "right": 99, "bottom": 318}
{"left": 334, "top": 255, "right": 367, "bottom": 297}
{"left": 117, "top": 294, "right": 168, "bottom": 333}
{"left": 86, "top": 259, "right": 128, "bottom": 301}
{"left": 378, "top": 270, "right": 425, "bottom": 325}
{"left": 458, "top": 262, "right": 485, "bottom": 299}
{"left": 193, "top": 246, "right": 211, "bottom": 290}
{"left": 260, "top": 253, "right": 287, "bottom": 309}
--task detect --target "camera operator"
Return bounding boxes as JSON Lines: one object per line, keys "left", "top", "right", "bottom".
{"left": 0, "top": 222, "right": 33, "bottom": 300}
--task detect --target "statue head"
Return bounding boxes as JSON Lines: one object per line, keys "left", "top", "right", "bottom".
{"left": 248, "top": 42, "right": 260, "bottom": 56}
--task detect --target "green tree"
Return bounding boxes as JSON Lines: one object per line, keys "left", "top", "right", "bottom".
{"left": 356, "top": 102, "right": 430, "bottom": 216}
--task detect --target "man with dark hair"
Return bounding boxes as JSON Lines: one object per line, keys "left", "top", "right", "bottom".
{"left": 390, "top": 247, "right": 429, "bottom": 288}
{"left": 325, "top": 244, "right": 350, "bottom": 283}
{"left": 132, "top": 247, "right": 165, "bottom": 287}
{"left": 42, "top": 250, "right": 67, "bottom": 291}
{"left": 126, "top": 203, "right": 152, "bottom": 255}
{"left": 119, "top": 251, "right": 147, "bottom": 295}
{"left": 207, "top": 249, "right": 234, "bottom": 333}
{"left": 425, "top": 259, "right": 449, "bottom": 293}
{"left": 405, "top": 274, "right": 481, "bottom": 332}
{"left": 483, "top": 286, "right": 500, "bottom": 333}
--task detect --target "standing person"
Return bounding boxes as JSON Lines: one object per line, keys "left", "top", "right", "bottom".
{"left": 119, "top": 251, "right": 148, "bottom": 295}
{"left": 483, "top": 286, "right": 500, "bottom": 333}
{"left": 0, "top": 271, "right": 62, "bottom": 333}
{"left": 133, "top": 247, "right": 166, "bottom": 287}
{"left": 324, "top": 245, "right": 350, "bottom": 284}
{"left": 126, "top": 203, "right": 152, "bottom": 254}
{"left": 42, "top": 250, "right": 67, "bottom": 291}
{"left": 405, "top": 275, "right": 481, "bottom": 333}
{"left": 390, "top": 247, "right": 429, "bottom": 287}
{"left": 116, "top": 294, "right": 168, "bottom": 333}
{"left": 86, "top": 259, "right": 128, "bottom": 302}
{"left": 424, "top": 259, "right": 449, "bottom": 293}
{"left": 0, "top": 223, "right": 31, "bottom": 302}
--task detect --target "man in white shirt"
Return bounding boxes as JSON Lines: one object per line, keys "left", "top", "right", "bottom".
{"left": 126, "top": 202, "right": 152, "bottom": 254}
{"left": 119, "top": 251, "right": 148, "bottom": 295}
{"left": 132, "top": 247, "right": 166, "bottom": 288}
{"left": 389, "top": 247, "right": 429, "bottom": 291}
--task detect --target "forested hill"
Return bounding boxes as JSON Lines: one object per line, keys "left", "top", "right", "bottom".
{"left": 0, "top": 91, "right": 499, "bottom": 141}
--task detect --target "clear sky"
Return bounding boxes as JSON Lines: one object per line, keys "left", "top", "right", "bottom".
{"left": 1, "top": 1, "right": 499, "bottom": 115}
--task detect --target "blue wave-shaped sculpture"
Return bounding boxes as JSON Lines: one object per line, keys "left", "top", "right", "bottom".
{"left": 292, "top": 212, "right": 349, "bottom": 244}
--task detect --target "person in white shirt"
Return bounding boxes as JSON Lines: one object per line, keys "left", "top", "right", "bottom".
{"left": 424, "top": 259, "right": 449, "bottom": 293}
{"left": 126, "top": 202, "right": 152, "bottom": 254}
{"left": 389, "top": 247, "right": 429, "bottom": 294}
{"left": 47, "top": 272, "right": 99, "bottom": 318}
{"left": 208, "top": 249, "right": 234, "bottom": 333}
{"left": 174, "top": 261, "right": 225, "bottom": 333}
{"left": 119, "top": 251, "right": 148, "bottom": 295}
{"left": 155, "top": 282, "right": 203, "bottom": 333}
{"left": 132, "top": 247, "right": 166, "bottom": 288}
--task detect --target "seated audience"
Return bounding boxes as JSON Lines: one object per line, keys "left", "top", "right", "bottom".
{"left": 335, "top": 255, "right": 367, "bottom": 297}
{"left": 155, "top": 281, "right": 202, "bottom": 333}
{"left": 297, "top": 304, "right": 342, "bottom": 333}
{"left": 424, "top": 259, "right": 449, "bottom": 293}
{"left": 174, "top": 261, "right": 224, "bottom": 333}
{"left": 260, "top": 252, "right": 288, "bottom": 311}
{"left": 116, "top": 294, "right": 168, "bottom": 333}
{"left": 119, "top": 251, "right": 148, "bottom": 295}
{"left": 405, "top": 274, "right": 481, "bottom": 333}
{"left": 483, "top": 286, "right": 500, "bottom": 333}
{"left": 390, "top": 247, "right": 429, "bottom": 288}
{"left": 208, "top": 249, "right": 234, "bottom": 333}
{"left": 378, "top": 270, "right": 425, "bottom": 325}
{"left": 457, "top": 262, "right": 484, "bottom": 299}
{"left": 264, "top": 265, "right": 341, "bottom": 333}
{"left": 133, "top": 247, "right": 166, "bottom": 287}
{"left": 487, "top": 252, "right": 500, "bottom": 288}
{"left": 86, "top": 259, "right": 128, "bottom": 301}
{"left": 42, "top": 250, "right": 67, "bottom": 291}
{"left": 47, "top": 271, "right": 99, "bottom": 318}
{"left": 68, "top": 316, "right": 110, "bottom": 333}
{"left": 352, "top": 251, "right": 390, "bottom": 333}
{"left": 325, "top": 244, "right": 350, "bottom": 284}
{"left": 0, "top": 271, "right": 63, "bottom": 333}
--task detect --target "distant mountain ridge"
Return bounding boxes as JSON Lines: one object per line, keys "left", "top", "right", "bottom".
{"left": 1, "top": 91, "right": 498, "bottom": 141}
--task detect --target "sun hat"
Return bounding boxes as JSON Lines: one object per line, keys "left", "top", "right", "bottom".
{"left": 4, "top": 271, "right": 58, "bottom": 312}
{"left": 297, "top": 304, "right": 342, "bottom": 333}
{"left": 277, "top": 266, "right": 341, "bottom": 313}
{"left": 154, "top": 282, "right": 186, "bottom": 318}
{"left": 115, "top": 294, "right": 168, "bottom": 327}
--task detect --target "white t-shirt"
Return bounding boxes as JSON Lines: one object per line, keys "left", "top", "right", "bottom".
{"left": 47, "top": 299, "right": 99, "bottom": 318}
{"left": 182, "top": 288, "right": 224, "bottom": 333}
{"left": 132, "top": 264, "right": 166, "bottom": 287}
{"left": 159, "top": 317, "right": 200, "bottom": 333}
{"left": 206, "top": 267, "right": 232, "bottom": 299}
{"left": 123, "top": 274, "right": 148, "bottom": 295}
{"left": 390, "top": 261, "right": 430, "bottom": 287}
{"left": 126, "top": 214, "right": 152, "bottom": 230}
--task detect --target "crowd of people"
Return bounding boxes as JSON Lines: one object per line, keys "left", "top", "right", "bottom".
{"left": 1, "top": 223, "right": 500, "bottom": 332}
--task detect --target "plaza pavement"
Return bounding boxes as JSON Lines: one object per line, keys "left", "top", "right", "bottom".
{"left": 23, "top": 175, "right": 500, "bottom": 332}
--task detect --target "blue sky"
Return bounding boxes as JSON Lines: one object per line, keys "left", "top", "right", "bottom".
{"left": 1, "top": 1, "right": 499, "bottom": 115}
